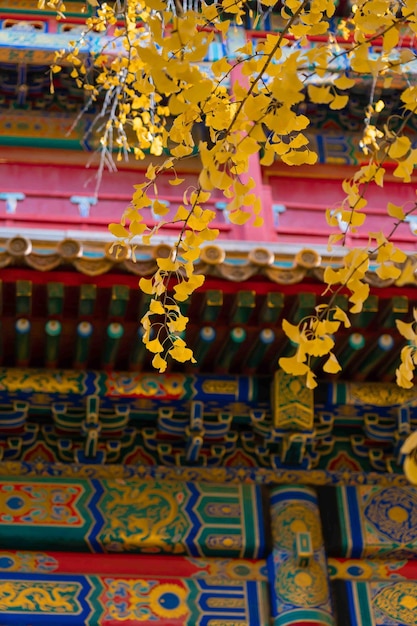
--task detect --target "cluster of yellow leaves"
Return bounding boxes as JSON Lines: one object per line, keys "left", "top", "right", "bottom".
{"left": 39, "top": 0, "right": 417, "bottom": 383}
{"left": 140, "top": 292, "right": 196, "bottom": 373}
{"left": 282, "top": 229, "right": 408, "bottom": 387}
{"left": 324, "top": 248, "right": 370, "bottom": 313}
{"left": 279, "top": 306, "right": 351, "bottom": 388}
{"left": 396, "top": 309, "right": 417, "bottom": 388}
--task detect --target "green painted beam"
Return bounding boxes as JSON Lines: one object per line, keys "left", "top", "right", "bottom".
{"left": 354, "top": 334, "right": 394, "bottom": 380}
{"left": 47, "top": 283, "right": 64, "bottom": 316}
{"left": 216, "top": 327, "right": 247, "bottom": 373}
{"left": 290, "top": 292, "right": 316, "bottom": 324}
{"left": 79, "top": 285, "right": 97, "bottom": 317}
{"left": 333, "top": 294, "right": 349, "bottom": 312}
{"left": 0, "top": 1, "right": 93, "bottom": 17}
{"left": 45, "top": 320, "right": 62, "bottom": 367}
{"left": 201, "top": 290, "right": 223, "bottom": 322}
{"left": 193, "top": 326, "right": 216, "bottom": 366}
{"left": 230, "top": 291, "right": 256, "bottom": 324}
{"left": 351, "top": 294, "right": 378, "bottom": 328}
{"left": 74, "top": 321, "right": 93, "bottom": 368}
{"left": 179, "top": 298, "right": 191, "bottom": 317}
{"left": 15, "top": 318, "right": 30, "bottom": 366}
{"left": 336, "top": 333, "right": 365, "bottom": 370}
{"left": 129, "top": 328, "right": 147, "bottom": 371}
{"left": 102, "top": 323, "right": 124, "bottom": 368}
{"left": 16, "top": 280, "right": 31, "bottom": 316}
{"left": 259, "top": 292, "right": 284, "bottom": 324}
{"left": 380, "top": 346, "right": 402, "bottom": 382}
{"left": 277, "top": 338, "right": 298, "bottom": 365}
{"left": 246, "top": 329, "right": 275, "bottom": 371}
{"left": 109, "top": 285, "right": 130, "bottom": 318}
{"left": 379, "top": 295, "right": 408, "bottom": 328}
{"left": 138, "top": 293, "right": 153, "bottom": 320}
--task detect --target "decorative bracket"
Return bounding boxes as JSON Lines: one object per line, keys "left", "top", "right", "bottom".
{"left": 330, "top": 209, "right": 349, "bottom": 233}
{"left": 272, "top": 203, "right": 286, "bottom": 226}
{"left": 295, "top": 531, "right": 313, "bottom": 567}
{"left": 0, "top": 192, "right": 25, "bottom": 214}
{"left": 406, "top": 215, "right": 417, "bottom": 236}
{"left": 81, "top": 395, "right": 101, "bottom": 458}
{"left": 70, "top": 195, "right": 97, "bottom": 218}
{"left": 151, "top": 199, "right": 170, "bottom": 220}
{"left": 215, "top": 201, "right": 230, "bottom": 223}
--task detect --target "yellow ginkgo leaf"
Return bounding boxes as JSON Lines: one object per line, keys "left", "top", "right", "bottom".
{"left": 306, "top": 370, "right": 317, "bottom": 389}
{"left": 169, "top": 341, "right": 196, "bottom": 363}
{"left": 334, "top": 74, "right": 356, "bottom": 90}
{"left": 330, "top": 94, "right": 349, "bottom": 110}
{"left": 109, "top": 223, "right": 130, "bottom": 238}
{"left": 168, "top": 314, "right": 189, "bottom": 333}
{"left": 279, "top": 355, "right": 309, "bottom": 376}
{"left": 139, "top": 277, "right": 154, "bottom": 295}
{"left": 228, "top": 210, "right": 251, "bottom": 225}
{"left": 403, "top": 455, "right": 417, "bottom": 482}
{"left": 323, "top": 353, "right": 342, "bottom": 374}
{"left": 157, "top": 258, "right": 180, "bottom": 272}
{"left": 376, "top": 264, "right": 401, "bottom": 280}
{"left": 390, "top": 136, "right": 411, "bottom": 159}
{"left": 130, "top": 221, "right": 147, "bottom": 236}
{"left": 304, "top": 335, "right": 334, "bottom": 357}
{"left": 149, "top": 299, "right": 165, "bottom": 315}
{"left": 308, "top": 85, "right": 334, "bottom": 104}
{"left": 387, "top": 202, "right": 405, "bottom": 221}
{"left": 396, "top": 319, "right": 417, "bottom": 342}
{"left": 152, "top": 353, "right": 168, "bottom": 372}
{"left": 282, "top": 319, "right": 301, "bottom": 344}
{"left": 147, "top": 338, "right": 164, "bottom": 353}
{"left": 152, "top": 200, "right": 170, "bottom": 216}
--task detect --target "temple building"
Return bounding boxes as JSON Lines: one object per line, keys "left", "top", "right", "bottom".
{"left": 1, "top": 1, "right": 417, "bottom": 624}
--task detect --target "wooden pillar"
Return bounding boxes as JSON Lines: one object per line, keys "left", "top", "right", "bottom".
{"left": 268, "top": 485, "right": 336, "bottom": 626}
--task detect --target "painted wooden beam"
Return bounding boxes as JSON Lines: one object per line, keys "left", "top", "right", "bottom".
{"left": 109, "top": 285, "right": 129, "bottom": 318}
{"left": 15, "top": 280, "right": 31, "bottom": 316}
{"left": 351, "top": 294, "right": 378, "bottom": 328}
{"left": 230, "top": 290, "right": 256, "bottom": 324}
{"left": 15, "top": 318, "right": 30, "bottom": 367}
{"left": 259, "top": 292, "right": 284, "bottom": 324}
{"left": 78, "top": 284, "right": 96, "bottom": 317}
{"left": 336, "top": 333, "right": 365, "bottom": 370}
{"left": 246, "top": 329, "right": 275, "bottom": 372}
{"left": 201, "top": 290, "right": 223, "bottom": 322}
{"left": 379, "top": 295, "right": 408, "bottom": 329}
{"left": 216, "top": 328, "right": 247, "bottom": 373}
{"left": 102, "top": 323, "right": 124, "bottom": 369}
{"left": 128, "top": 328, "right": 147, "bottom": 371}
{"left": 73, "top": 321, "right": 93, "bottom": 368}
{"left": 47, "top": 282, "right": 64, "bottom": 316}
{"left": 45, "top": 320, "right": 61, "bottom": 368}
{"left": 354, "top": 334, "right": 395, "bottom": 381}
{"left": 192, "top": 326, "right": 216, "bottom": 366}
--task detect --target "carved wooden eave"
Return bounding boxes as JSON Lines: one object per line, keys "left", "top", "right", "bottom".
{"left": 1, "top": 235, "right": 417, "bottom": 288}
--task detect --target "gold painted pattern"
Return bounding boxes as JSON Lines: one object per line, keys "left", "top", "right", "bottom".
{"left": 373, "top": 582, "right": 417, "bottom": 625}
{"left": 273, "top": 371, "right": 313, "bottom": 430}
{"left": 202, "top": 380, "right": 239, "bottom": 396}
{"left": 98, "top": 480, "right": 190, "bottom": 553}
{"left": 272, "top": 502, "right": 323, "bottom": 551}
{"left": 276, "top": 559, "right": 329, "bottom": 607}
{"left": 0, "top": 581, "right": 81, "bottom": 613}
{"left": 346, "top": 383, "right": 416, "bottom": 406}
{"left": 206, "top": 598, "right": 246, "bottom": 608}
{"left": 363, "top": 486, "right": 417, "bottom": 545}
